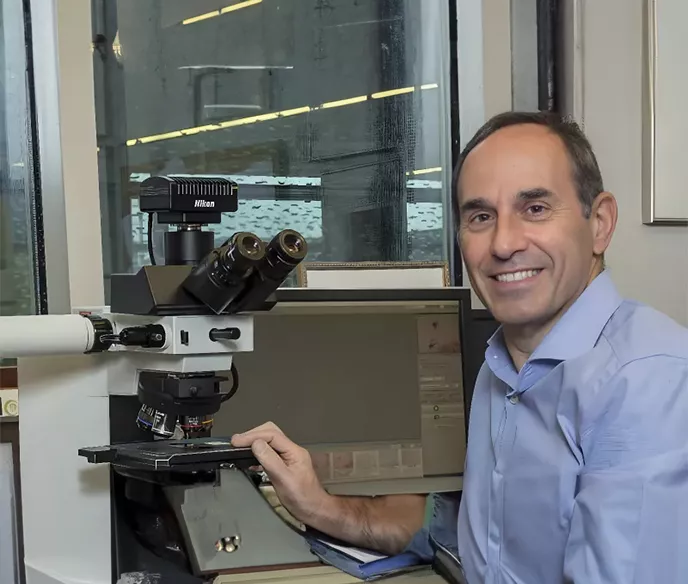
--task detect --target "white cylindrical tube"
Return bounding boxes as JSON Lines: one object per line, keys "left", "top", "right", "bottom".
{"left": 0, "top": 314, "right": 97, "bottom": 358}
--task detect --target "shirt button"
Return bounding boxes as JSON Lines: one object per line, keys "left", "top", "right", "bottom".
{"left": 509, "top": 395, "right": 519, "bottom": 404}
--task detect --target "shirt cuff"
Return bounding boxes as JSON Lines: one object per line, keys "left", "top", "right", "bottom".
{"left": 403, "top": 491, "right": 461, "bottom": 562}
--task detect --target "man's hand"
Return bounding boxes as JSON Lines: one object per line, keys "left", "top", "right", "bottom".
{"left": 232, "top": 422, "right": 427, "bottom": 555}
{"left": 231, "top": 422, "right": 332, "bottom": 524}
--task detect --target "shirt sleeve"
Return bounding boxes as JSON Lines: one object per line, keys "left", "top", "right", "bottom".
{"left": 563, "top": 355, "right": 688, "bottom": 584}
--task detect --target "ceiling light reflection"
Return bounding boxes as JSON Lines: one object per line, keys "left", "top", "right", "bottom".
{"left": 182, "top": 0, "right": 262, "bottom": 26}
{"left": 127, "top": 83, "right": 438, "bottom": 147}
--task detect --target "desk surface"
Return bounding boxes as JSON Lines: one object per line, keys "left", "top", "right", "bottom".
{"left": 216, "top": 565, "right": 446, "bottom": 583}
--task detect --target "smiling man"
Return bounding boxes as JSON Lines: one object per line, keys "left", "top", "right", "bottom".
{"left": 232, "top": 112, "right": 688, "bottom": 583}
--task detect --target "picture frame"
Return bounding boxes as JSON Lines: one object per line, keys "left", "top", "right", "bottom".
{"left": 296, "top": 261, "right": 451, "bottom": 289}
{"left": 642, "top": 0, "right": 688, "bottom": 225}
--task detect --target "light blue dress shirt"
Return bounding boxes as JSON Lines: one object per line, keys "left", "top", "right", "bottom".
{"left": 457, "top": 270, "right": 688, "bottom": 583}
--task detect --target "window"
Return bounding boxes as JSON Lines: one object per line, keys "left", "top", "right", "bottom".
{"left": 0, "top": 0, "right": 44, "bottom": 364}
{"left": 92, "top": 0, "right": 457, "bottom": 295}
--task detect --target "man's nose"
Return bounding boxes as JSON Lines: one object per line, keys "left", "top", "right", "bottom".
{"left": 490, "top": 215, "right": 528, "bottom": 260}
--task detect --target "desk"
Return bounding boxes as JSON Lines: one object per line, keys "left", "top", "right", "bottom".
{"left": 216, "top": 565, "right": 446, "bottom": 583}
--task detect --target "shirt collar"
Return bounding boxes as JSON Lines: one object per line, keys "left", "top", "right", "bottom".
{"left": 486, "top": 269, "right": 623, "bottom": 366}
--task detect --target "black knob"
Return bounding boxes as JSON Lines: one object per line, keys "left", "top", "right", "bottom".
{"left": 83, "top": 315, "right": 114, "bottom": 353}
{"left": 209, "top": 327, "right": 241, "bottom": 342}
{"left": 119, "top": 325, "right": 166, "bottom": 348}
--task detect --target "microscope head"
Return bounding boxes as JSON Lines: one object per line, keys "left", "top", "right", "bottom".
{"left": 103, "top": 175, "right": 308, "bottom": 441}
{"left": 112, "top": 175, "right": 307, "bottom": 317}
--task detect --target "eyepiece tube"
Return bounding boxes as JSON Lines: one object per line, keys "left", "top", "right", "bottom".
{"left": 181, "top": 231, "right": 266, "bottom": 314}
{"left": 224, "top": 229, "right": 308, "bottom": 313}
{"left": 261, "top": 229, "right": 308, "bottom": 280}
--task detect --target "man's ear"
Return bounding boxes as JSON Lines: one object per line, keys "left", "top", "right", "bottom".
{"left": 590, "top": 192, "right": 618, "bottom": 256}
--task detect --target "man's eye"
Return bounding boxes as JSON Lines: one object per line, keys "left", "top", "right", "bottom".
{"left": 526, "top": 204, "right": 546, "bottom": 215}
{"left": 471, "top": 213, "right": 491, "bottom": 223}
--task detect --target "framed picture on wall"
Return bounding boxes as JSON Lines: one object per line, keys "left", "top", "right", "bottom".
{"left": 296, "top": 261, "right": 451, "bottom": 289}
{"left": 642, "top": 0, "right": 688, "bottom": 224}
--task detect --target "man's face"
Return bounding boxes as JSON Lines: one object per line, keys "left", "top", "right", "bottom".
{"left": 457, "top": 124, "right": 610, "bottom": 329}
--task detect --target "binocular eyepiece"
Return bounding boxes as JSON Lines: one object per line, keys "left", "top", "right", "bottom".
{"left": 181, "top": 229, "right": 308, "bottom": 315}
{"left": 139, "top": 175, "right": 308, "bottom": 314}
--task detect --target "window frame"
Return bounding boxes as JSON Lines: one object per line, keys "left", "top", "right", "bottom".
{"left": 29, "top": 0, "right": 105, "bottom": 314}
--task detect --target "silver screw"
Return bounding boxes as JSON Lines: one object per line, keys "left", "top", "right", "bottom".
{"left": 216, "top": 535, "right": 241, "bottom": 553}
{"left": 226, "top": 535, "right": 241, "bottom": 552}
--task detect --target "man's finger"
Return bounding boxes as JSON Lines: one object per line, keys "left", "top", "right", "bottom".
{"left": 232, "top": 430, "right": 277, "bottom": 447}
{"left": 251, "top": 439, "right": 288, "bottom": 478}
{"left": 242, "top": 421, "right": 282, "bottom": 435}
{"left": 231, "top": 422, "right": 283, "bottom": 446}
{"left": 231, "top": 429, "right": 279, "bottom": 447}
{"left": 231, "top": 433, "right": 253, "bottom": 447}
{"left": 232, "top": 429, "right": 296, "bottom": 455}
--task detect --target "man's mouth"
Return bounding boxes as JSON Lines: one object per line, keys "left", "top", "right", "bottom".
{"left": 492, "top": 269, "right": 542, "bottom": 283}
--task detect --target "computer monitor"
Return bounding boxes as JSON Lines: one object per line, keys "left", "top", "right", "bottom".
{"left": 214, "top": 287, "right": 475, "bottom": 496}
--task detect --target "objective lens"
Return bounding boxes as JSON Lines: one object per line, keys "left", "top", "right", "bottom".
{"left": 136, "top": 405, "right": 177, "bottom": 438}
{"left": 179, "top": 415, "right": 214, "bottom": 438}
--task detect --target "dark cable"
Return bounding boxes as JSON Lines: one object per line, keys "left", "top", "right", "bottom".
{"left": 147, "top": 213, "right": 156, "bottom": 265}
{"left": 221, "top": 363, "right": 239, "bottom": 403}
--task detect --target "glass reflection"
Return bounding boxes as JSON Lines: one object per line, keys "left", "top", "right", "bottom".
{"left": 0, "top": 0, "right": 40, "bottom": 319}
{"left": 93, "top": 0, "right": 453, "bottom": 293}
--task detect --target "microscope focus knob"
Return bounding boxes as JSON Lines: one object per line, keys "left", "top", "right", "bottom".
{"left": 209, "top": 327, "right": 241, "bottom": 342}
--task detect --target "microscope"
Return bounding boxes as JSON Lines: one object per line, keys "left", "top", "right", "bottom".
{"left": 3, "top": 176, "right": 317, "bottom": 584}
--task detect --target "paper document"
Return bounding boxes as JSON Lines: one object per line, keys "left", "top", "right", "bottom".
{"left": 315, "top": 539, "right": 387, "bottom": 563}
{"left": 306, "top": 531, "right": 423, "bottom": 581}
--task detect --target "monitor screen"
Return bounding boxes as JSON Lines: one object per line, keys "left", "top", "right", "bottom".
{"left": 214, "top": 292, "right": 468, "bottom": 495}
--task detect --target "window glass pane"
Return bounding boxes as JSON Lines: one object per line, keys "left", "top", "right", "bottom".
{"left": 93, "top": 0, "right": 454, "bottom": 294}
{"left": 0, "top": 0, "right": 42, "bottom": 363}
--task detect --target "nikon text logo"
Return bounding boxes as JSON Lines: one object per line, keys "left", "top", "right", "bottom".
{"left": 194, "top": 200, "right": 215, "bottom": 208}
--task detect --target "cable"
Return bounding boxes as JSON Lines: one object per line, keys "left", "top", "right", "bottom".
{"left": 147, "top": 213, "right": 156, "bottom": 265}
{"left": 221, "top": 363, "right": 239, "bottom": 403}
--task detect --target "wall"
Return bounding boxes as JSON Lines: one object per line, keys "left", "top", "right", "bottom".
{"left": 482, "top": 0, "right": 513, "bottom": 118}
{"left": 460, "top": 0, "right": 688, "bottom": 324}
{"left": 457, "top": 0, "right": 512, "bottom": 307}
{"left": 510, "top": 0, "right": 539, "bottom": 111}
{"left": 0, "top": 441, "right": 18, "bottom": 584}
{"left": 576, "top": 0, "right": 688, "bottom": 324}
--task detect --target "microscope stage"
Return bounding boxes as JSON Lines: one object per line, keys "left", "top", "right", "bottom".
{"left": 79, "top": 437, "right": 258, "bottom": 472}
